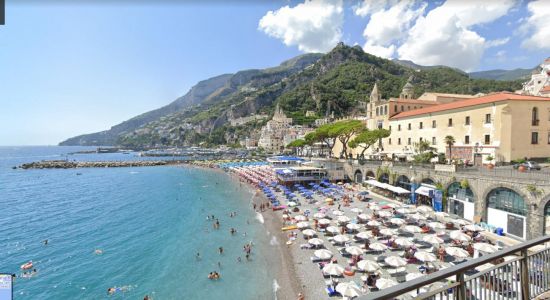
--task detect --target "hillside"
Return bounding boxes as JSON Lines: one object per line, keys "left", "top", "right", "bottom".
{"left": 469, "top": 68, "right": 532, "bottom": 81}
{"left": 61, "top": 44, "right": 523, "bottom": 148}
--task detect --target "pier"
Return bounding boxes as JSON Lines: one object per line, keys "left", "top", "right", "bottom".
{"left": 18, "top": 160, "right": 180, "bottom": 169}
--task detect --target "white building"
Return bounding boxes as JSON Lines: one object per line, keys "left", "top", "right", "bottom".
{"left": 258, "top": 104, "right": 312, "bottom": 153}
{"left": 522, "top": 57, "right": 550, "bottom": 96}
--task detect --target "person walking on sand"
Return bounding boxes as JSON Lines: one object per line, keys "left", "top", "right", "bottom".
{"left": 298, "top": 292, "right": 305, "bottom": 300}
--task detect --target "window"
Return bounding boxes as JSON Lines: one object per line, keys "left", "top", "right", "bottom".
{"left": 377, "top": 121, "right": 383, "bottom": 129}
{"left": 465, "top": 116, "right": 470, "bottom": 125}
{"left": 407, "top": 138, "right": 411, "bottom": 145}
{"left": 548, "top": 132, "right": 550, "bottom": 144}
{"left": 408, "top": 106, "right": 410, "bottom": 110}
{"left": 485, "top": 114, "right": 491, "bottom": 124}
{"left": 484, "top": 134, "right": 490, "bottom": 145}
{"left": 419, "top": 137, "right": 423, "bottom": 142}
{"left": 532, "top": 132, "right": 539, "bottom": 144}
{"left": 432, "top": 120, "right": 436, "bottom": 128}
{"left": 465, "top": 135, "right": 470, "bottom": 144}
{"left": 389, "top": 126, "right": 392, "bottom": 131}
{"left": 432, "top": 137, "right": 436, "bottom": 145}
{"left": 398, "top": 124, "right": 401, "bottom": 131}
{"left": 408, "top": 123, "right": 412, "bottom": 130}
{"left": 419, "top": 122, "right": 423, "bottom": 129}
{"left": 532, "top": 107, "right": 539, "bottom": 126}
{"left": 414, "top": 106, "right": 417, "bottom": 109}
{"left": 384, "top": 105, "right": 388, "bottom": 115}
{"left": 448, "top": 118, "right": 453, "bottom": 127}
{"left": 376, "top": 107, "right": 379, "bottom": 116}
{"left": 398, "top": 138, "right": 401, "bottom": 145}
{"left": 394, "top": 105, "right": 397, "bottom": 112}
{"left": 401, "top": 105, "right": 404, "bottom": 111}
{"left": 388, "top": 138, "right": 392, "bottom": 145}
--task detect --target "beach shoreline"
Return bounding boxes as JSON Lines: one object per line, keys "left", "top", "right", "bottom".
{"left": 181, "top": 163, "right": 302, "bottom": 300}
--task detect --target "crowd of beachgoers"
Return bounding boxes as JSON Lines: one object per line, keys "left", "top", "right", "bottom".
{"left": 217, "top": 160, "right": 509, "bottom": 300}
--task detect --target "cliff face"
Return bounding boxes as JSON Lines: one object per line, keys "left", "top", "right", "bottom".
{"left": 61, "top": 44, "right": 523, "bottom": 148}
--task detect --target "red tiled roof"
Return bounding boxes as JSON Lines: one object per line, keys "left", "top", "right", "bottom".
{"left": 541, "top": 86, "right": 550, "bottom": 92}
{"left": 390, "top": 92, "right": 550, "bottom": 119}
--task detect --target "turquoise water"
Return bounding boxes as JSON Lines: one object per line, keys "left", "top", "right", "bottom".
{"left": 0, "top": 146, "right": 274, "bottom": 299}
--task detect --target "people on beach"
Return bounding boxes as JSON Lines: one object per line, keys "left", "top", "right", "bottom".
{"left": 297, "top": 292, "right": 305, "bottom": 300}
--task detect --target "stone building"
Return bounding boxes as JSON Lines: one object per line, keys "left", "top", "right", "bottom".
{"left": 258, "top": 104, "right": 312, "bottom": 153}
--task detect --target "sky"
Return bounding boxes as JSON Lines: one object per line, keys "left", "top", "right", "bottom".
{"left": 0, "top": 0, "right": 549, "bottom": 145}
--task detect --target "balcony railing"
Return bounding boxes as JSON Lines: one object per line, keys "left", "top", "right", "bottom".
{"left": 361, "top": 235, "right": 550, "bottom": 300}
{"left": 532, "top": 119, "right": 540, "bottom": 126}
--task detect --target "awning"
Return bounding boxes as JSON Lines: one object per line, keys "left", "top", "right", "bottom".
{"left": 365, "top": 179, "right": 386, "bottom": 188}
{"left": 365, "top": 180, "right": 410, "bottom": 194}
{"left": 415, "top": 185, "right": 436, "bottom": 197}
{"left": 385, "top": 185, "right": 410, "bottom": 194}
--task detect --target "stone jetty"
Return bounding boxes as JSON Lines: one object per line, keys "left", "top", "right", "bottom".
{"left": 19, "top": 160, "right": 176, "bottom": 169}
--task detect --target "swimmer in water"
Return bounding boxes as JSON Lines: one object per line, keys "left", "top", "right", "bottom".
{"left": 94, "top": 249, "right": 103, "bottom": 255}
{"left": 43, "top": 239, "right": 48, "bottom": 245}
{"left": 196, "top": 252, "right": 201, "bottom": 260}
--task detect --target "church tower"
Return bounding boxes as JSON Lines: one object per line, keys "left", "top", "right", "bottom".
{"left": 400, "top": 76, "right": 414, "bottom": 99}
{"left": 370, "top": 82, "right": 381, "bottom": 103}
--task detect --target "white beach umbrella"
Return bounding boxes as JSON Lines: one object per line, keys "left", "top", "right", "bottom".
{"left": 346, "top": 223, "right": 361, "bottom": 231}
{"left": 369, "top": 242, "right": 388, "bottom": 251}
{"left": 376, "top": 278, "right": 398, "bottom": 289}
{"left": 473, "top": 243, "right": 498, "bottom": 253}
{"left": 428, "top": 222, "right": 446, "bottom": 230}
{"left": 385, "top": 256, "right": 408, "bottom": 267}
{"left": 417, "top": 206, "right": 433, "bottom": 214}
{"left": 434, "top": 212, "right": 449, "bottom": 218}
{"left": 390, "top": 218, "right": 406, "bottom": 225}
{"left": 356, "top": 231, "right": 372, "bottom": 240}
{"left": 345, "top": 246, "right": 364, "bottom": 256}
{"left": 357, "top": 260, "right": 380, "bottom": 272}
{"left": 394, "top": 237, "right": 414, "bottom": 247}
{"left": 313, "top": 212, "right": 326, "bottom": 219}
{"left": 406, "top": 273, "right": 424, "bottom": 281}
{"left": 317, "top": 219, "right": 331, "bottom": 225}
{"left": 386, "top": 203, "right": 399, "bottom": 208}
{"left": 314, "top": 249, "right": 333, "bottom": 260}
{"left": 302, "top": 229, "right": 317, "bottom": 237}
{"left": 445, "top": 246, "right": 469, "bottom": 258}
{"left": 333, "top": 234, "right": 350, "bottom": 244}
{"left": 288, "top": 201, "right": 297, "bottom": 207}
{"left": 423, "top": 235, "right": 444, "bottom": 244}
{"left": 318, "top": 218, "right": 331, "bottom": 225}
{"left": 380, "top": 228, "right": 396, "bottom": 236}
{"left": 322, "top": 263, "right": 344, "bottom": 276}
{"left": 357, "top": 213, "right": 370, "bottom": 221}
{"left": 336, "top": 281, "right": 361, "bottom": 298}
{"left": 397, "top": 207, "right": 416, "bottom": 214}
{"left": 453, "top": 219, "right": 469, "bottom": 226}
{"left": 337, "top": 216, "right": 351, "bottom": 223}
{"left": 326, "top": 226, "right": 339, "bottom": 234}
{"left": 295, "top": 215, "right": 308, "bottom": 221}
{"left": 409, "top": 214, "right": 427, "bottom": 221}
{"left": 333, "top": 210, "right": 344, "bottom": 216}
{"left": 403, "top": 225, "right": 422, "bottom": 233}
{"left": 378, "top": 211, "right": 393, "bottom": 218}
{"left": 308, "top": 238, "right": 324, "bottom": 246}
{"left": 449, "top": 230, "right": 471, "bottom": 242}
{"left": 351, "top": 208, "right": 363, "bottom": 213}
{"left": 414, "top": 251, "right": 437, "bottom": 262}
{"left": 297, "top": 221, "right": 310, "bottom": 229}
{"left": 464, "top": 224, "right": 484, "bottom": 232}
{"left": 367, "top": 220, "right": 381, "bottom": 227}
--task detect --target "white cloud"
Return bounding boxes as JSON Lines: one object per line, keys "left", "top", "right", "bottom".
{"left": 362, "top": 43, "right": 396, "bottom": 58}
{"left": 521, "top": 0, "right": 550, "bottom": 50}
{"left": 396, "top": 0, "right": 516, "bottom": 71}
{"left": 486, "top": 37, "right": 510, "bottom": 48}
{"left": 258, "top": 0, "right": 344, "bottom": 53}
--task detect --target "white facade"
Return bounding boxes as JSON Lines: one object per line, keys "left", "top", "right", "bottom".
{"left": 522, "top": 58, "right": 550, "bottom": 96}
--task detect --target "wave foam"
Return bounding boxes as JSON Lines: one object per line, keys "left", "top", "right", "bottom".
{"left": 255, "top": 212, "right": 264, "bottom": 224}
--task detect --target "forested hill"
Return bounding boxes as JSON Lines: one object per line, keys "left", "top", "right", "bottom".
{"left": 60, "top": 43, "right": 523, "bottom": 147}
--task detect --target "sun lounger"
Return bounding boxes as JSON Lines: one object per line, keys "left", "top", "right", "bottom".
{"left": 325, "top": 286, "right": 340, "bottom": 297}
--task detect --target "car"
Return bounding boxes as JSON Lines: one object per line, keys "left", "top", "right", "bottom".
{"left": 513, "top": 161, "right": 541, "bottom": 170}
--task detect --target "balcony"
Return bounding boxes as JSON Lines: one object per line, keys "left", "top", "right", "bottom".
{"left": 361, "top": 235, "right": 550, "bottom": 300}
{"left": 532, "top": 119, "right": 540, "bottom": 126}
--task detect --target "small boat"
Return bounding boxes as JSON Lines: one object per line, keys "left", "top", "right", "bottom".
{"left": 21, "top": 261, "right": 33, "bottom": 270}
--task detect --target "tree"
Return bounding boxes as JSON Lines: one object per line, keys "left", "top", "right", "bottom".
{"left": 334, "top": 120, "right": 366, "bottom": 158}
{"left": 314, "top": 123, "right": 341, "bottom": 158}
{"left": 286, "top": 139, "right": 306, "bottom": 156}
{"left": 412, "top": 140, "right": 436, "bottom": 163}
{"left": 348, "top": 128, "right": 390, "bottom": 158}
{"left": 444, "top": 135, "right": 456, "bottom": 164}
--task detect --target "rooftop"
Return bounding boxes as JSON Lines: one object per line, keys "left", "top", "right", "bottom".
{"left": 390, "top": 92, "right": 550, "bottom": 120}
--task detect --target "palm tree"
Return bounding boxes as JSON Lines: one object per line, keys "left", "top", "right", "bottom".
{"left": 444, "top": 135, "right": 456, "bottom": 164}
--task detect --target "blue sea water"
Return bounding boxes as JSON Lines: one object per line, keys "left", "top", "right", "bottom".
{"left": 0, "top": 146, "right": 275, "bottom": 299}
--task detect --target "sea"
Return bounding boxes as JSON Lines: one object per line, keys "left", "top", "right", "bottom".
{"left": 0, "top": 146, "right": 276, "bottom": 299}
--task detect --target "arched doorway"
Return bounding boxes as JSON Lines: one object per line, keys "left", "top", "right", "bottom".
{"left": 354, "top": 170, "right": 363, "bottom": 183}
{"left": 421, "top": 178, "right": 435, "bottom": 185}
{"left": 395, "top": 175, "right": 410, "bottom": 190}
{"left": 486, "top": 187, "right": 527, "bottom": 239}
{"left": 365, "top": 170, "right": 375, "bottom": 179}
{"left": 447, "top": 182, "right": 475, "bottom": 221}
{"left": 379, "top": 173, "right": 389, "bottom": 184}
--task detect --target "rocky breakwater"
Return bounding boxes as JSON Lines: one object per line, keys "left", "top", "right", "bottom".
{"left": 19, "top": 160, "right": 172, "bottom": 169}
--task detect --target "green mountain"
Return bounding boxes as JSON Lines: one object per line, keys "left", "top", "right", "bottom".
{"left": 469, "top": 68, "right": 533, "bottom": 81}
{"left": 60, "top": 43, "right": 523, "bottom": 148}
